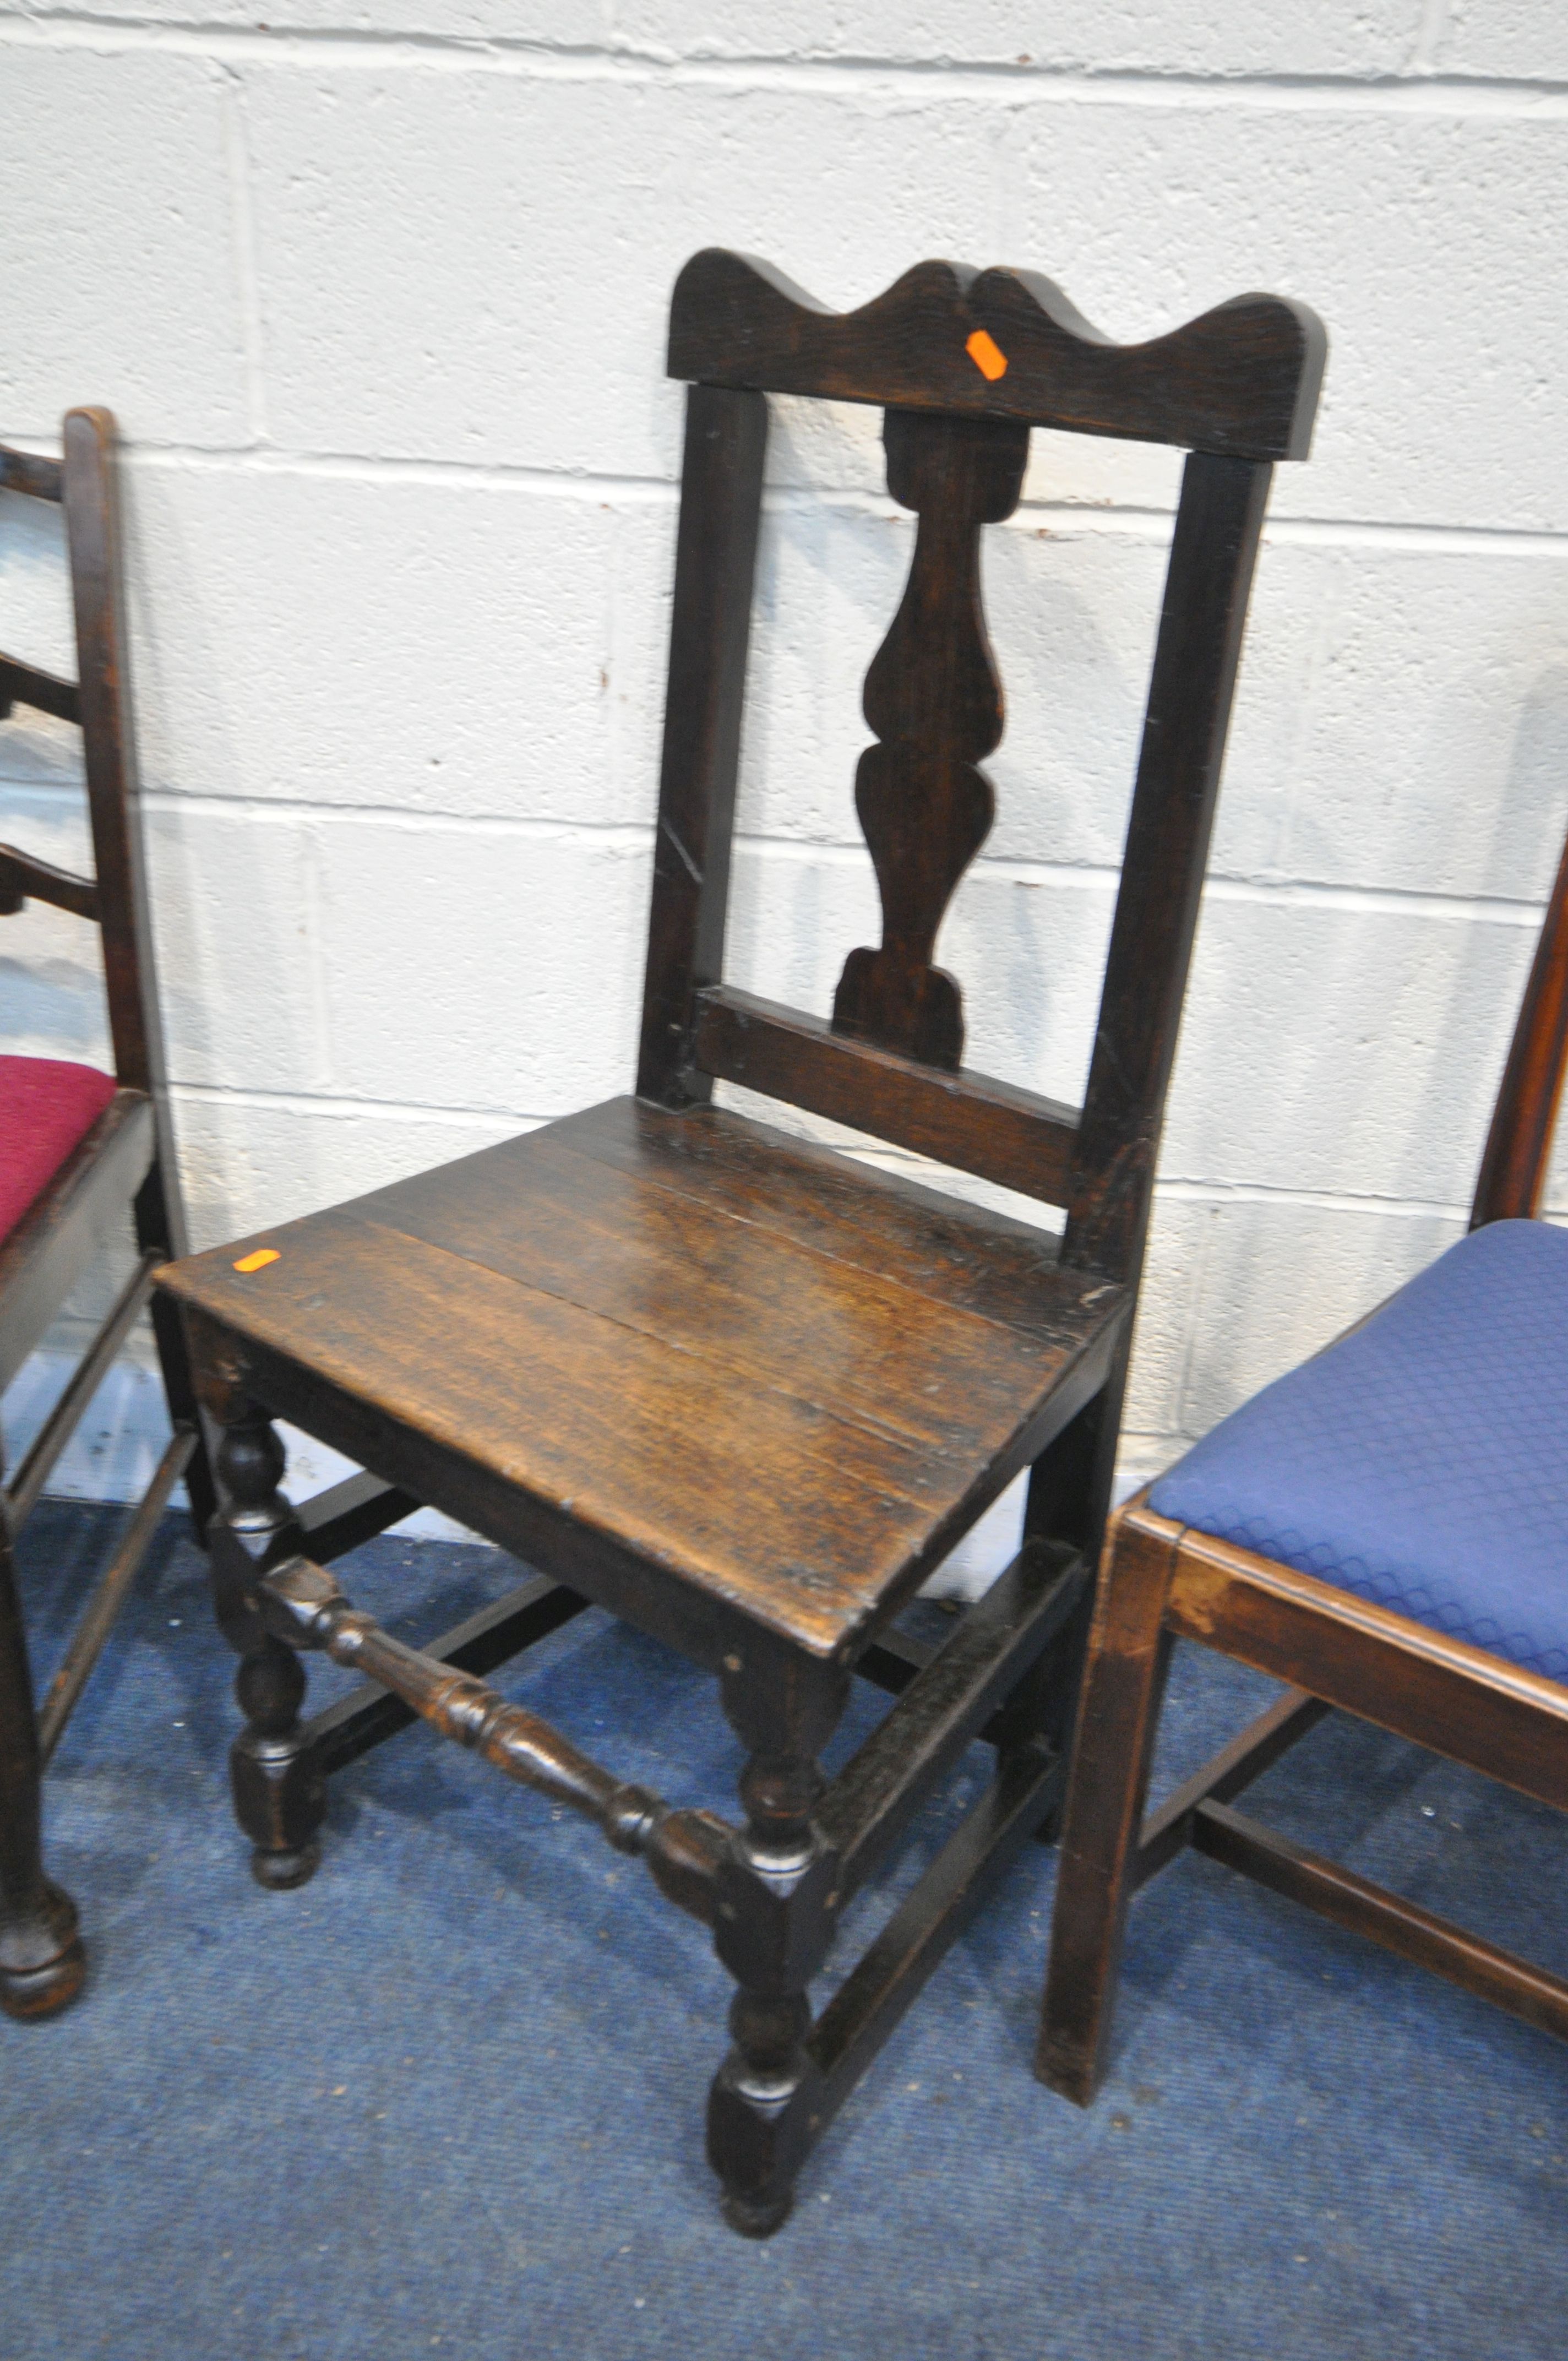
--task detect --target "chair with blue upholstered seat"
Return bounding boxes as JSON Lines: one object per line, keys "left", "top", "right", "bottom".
{"left": 1038, "top": 806, "right": 1568, "bottom": 2104}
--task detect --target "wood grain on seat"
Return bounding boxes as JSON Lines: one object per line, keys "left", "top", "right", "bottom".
{"left": 159, "top": 1097, "right": 1125, "bottom": 1657}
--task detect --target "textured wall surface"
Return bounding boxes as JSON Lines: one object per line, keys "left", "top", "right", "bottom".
{"left": 3, "top": 4, "right": 1567, "bottom": 1528}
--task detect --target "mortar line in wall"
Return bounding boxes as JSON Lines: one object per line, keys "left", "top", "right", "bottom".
{"left": 1152, "top": 1177, "right": 1469, "bottom": 1221}
{"left": 3, "top": 15, "right": 1567, "bottom": 115}
{"left": 1014, "top": 505, "right": 1568, "bottom": 556}
{"left": 139, "top": 793, "right": 658, "bottom": 849}
{"left": 113, "top": 447, "right": 1568, "bottom": 557}
{"left": 733, "top": 836, "right": 1559, "bottom": 926}
{"left": 168, "top": 1079, "right": 544, "bottom": 1127}
{"left": 850, "top": 1143, "right": 1477, "bottom": 1220}
{"left": 129, "top": 795, "right": 1561, "bottom": 925}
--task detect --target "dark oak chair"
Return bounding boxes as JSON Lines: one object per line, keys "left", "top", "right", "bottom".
{"left": 154, "top": 251, "right": 1324, "bottom": 2231}
{"left": 0, "top": 413, "right": 214, "bottom": 2020}
{"left": 1039, "top": 804, "right": 1568, "bottom": 2106}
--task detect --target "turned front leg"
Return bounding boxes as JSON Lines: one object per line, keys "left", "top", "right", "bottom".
{"left": 707, "top": 1638, "right": 848, "bottom": 2237}
{"left": 209, "top": 1400, "right": 325, "bottom": 1890}
{"left": 0, "top": 1514, "right": 85, "bottom": 2019}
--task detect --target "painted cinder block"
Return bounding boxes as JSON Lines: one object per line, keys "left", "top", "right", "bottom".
{"left": 614, "top": 2, "right": 1424, "bottom": 75}
{"left": 142, "top": 802, "right": 325, "bottom": 1094}
{"left": 1163, "top": 892, "right": 1537, "bottom": 1205}
{"left": 1118, "top": 1195, "right": 1468, "bottom": 1485}
{"left": 170, "top": 1088, "right": 523, "bottom": 1246}
{"left": 224, "top": 59, "right": 1568, "bottom": 533}
{"left": 1439, "top": 2, "right": 1568, "bottom": 80}
{"left": 1173, "top": 1195, "right": 1466, "bottom": 1439}
{"left": 1216, "top": 540, "right": 1568, "bottom": 901}
{"left": 733, "top": 501, "right": 1568, "bottom": 907}
{"left": 238, "top": 67, "right": 999, "bottom": 477}
{"left": 987, "top": 521, "right": 1568, "bottom": 905}
{"left": 119, "top": 459, "right": 644, "bottom": 825}
{"left": 1003, "top": 99, "right": 1568, "bottom": 534}
{"left": 312, "top": 813, "right": 650, "bottom": 1113}
{"left": 17, "top": 2, "right": 1427, "bottom": 75}
{"left": 0, "top": 48, "right": 249, "bottom": 445}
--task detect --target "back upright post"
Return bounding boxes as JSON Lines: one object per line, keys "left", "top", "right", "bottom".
{"left": 59, "top": 407, "right": 215, "bottom": 1531}
{"left": 636, "top": 384, "right": 768, "bottom": 1108}
{"left": 1470, "top": 823, "right": 1568, "bottom": 1227}
{"left": 1015, "top": 453, "right": 1275, "bottom": 1800}
{"left": 1028, "top": 453, "right": 1274, "bottom": 1566}
{"left": 1065, "top": 451, "right": 1273, "bottom": 1294}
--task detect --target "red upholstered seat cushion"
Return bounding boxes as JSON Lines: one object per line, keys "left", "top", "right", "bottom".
{"left": 0, "top": 1056, "right": 119, "bottom": 1244}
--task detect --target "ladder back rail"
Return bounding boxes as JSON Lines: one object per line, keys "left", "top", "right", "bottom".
{"left": 0, "top": 843, "right": 100, "bottom": 923}
{"left": 0, "top": 443, "right": 64, "bottom": 502}
{"left": 0, "top": 653, "right": 80, "bottom": 727}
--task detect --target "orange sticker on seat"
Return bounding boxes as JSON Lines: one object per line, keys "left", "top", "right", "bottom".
{"left": 233, "top": 1248, "right": 280, "bottom": 1274}
{"left": 965, "top": 329, "right": 1008, "bottom": 382}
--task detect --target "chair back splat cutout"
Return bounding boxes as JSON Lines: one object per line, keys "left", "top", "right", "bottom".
{"left": 640, "top": 251, "right": 1326, "bottom": 1284}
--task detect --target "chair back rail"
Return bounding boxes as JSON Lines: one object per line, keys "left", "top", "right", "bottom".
{"left": 0, "top": 844, "right": 100, "bottom": 923}
{"left": 0, "top": 444, "right": 63, "bottom": 502}
{"left": 1471, "top": 820, "right": 1568, "bottom": 1226}
{"left": 0, "top": 654, "right": 79, "bottom": 726}
{"left": 641, "top": 251, "right": 1322, "bottom": 1282}
{"left": 667, "top": 249, "right": 1325, "bottom": 460}
{"left": 61, "top": 409, "right": 167, "bottom": 1110}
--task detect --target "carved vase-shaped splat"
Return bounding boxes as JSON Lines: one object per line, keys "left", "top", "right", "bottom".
{"left": 831, "top": 408, "right": 1030, "bottom": 1069}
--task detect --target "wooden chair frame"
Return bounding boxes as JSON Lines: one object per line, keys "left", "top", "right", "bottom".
{"left": 1039, "top": 806, "right": 1568, "bottom": 2104}
{"left": 0, "top": 416, "right": 214, "bottom": 2020}
{"left": 156, "top": 252, "right": 1323, "bottom": 2229}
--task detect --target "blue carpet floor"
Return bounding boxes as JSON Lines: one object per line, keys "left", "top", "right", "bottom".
{"left": 2, "top": 1500, "right": 1566, "bottom": 2360}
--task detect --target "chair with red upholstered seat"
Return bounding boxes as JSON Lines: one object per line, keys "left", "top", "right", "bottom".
{"left": 0, "top": 414, "right": 214, "bottom": 2020}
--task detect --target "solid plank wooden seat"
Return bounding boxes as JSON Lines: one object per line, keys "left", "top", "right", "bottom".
{"left": 1038, "top": 801, "right": 1568, "bottom": 2105}
{"left": 156, "top": 249, "right": 1323, "bottom": 2232}
{"left": 161, "top": 1096, "right": 1126, "bottom": 1661}
{"left": 0, "top": 415, "right": 213, "bottom": 2021}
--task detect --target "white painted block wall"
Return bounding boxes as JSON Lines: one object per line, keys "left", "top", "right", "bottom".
{"left": 2, "top": 5, "right": 1567, "bottom": 1566}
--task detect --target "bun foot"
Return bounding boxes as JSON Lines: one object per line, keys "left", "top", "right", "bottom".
{"left": 720, "top": 2189, "right": 794, "bottom": 2239}
{"left": 249, "top": 1841, "right": 320, "bottom": 1892}
{"left": 0, "top": 1880, "right": 87, "bottom": 2021}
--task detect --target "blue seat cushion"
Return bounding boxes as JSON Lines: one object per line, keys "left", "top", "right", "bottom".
{"left": 1148, "top": 1218, "right": 1568, "bottom": 1683}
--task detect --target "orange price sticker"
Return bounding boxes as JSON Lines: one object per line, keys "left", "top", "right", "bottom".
{"left": 233, "top": 1248, "right": 280, "bottom": 1274}
{"left": 965, "top": 328, "right": 1008, "bottom": 383}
